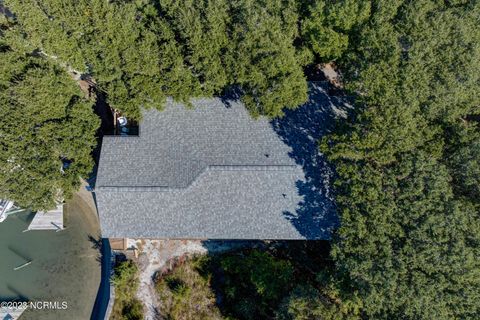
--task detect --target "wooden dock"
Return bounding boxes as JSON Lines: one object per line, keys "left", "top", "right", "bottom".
{"left": 27, "top": 204, "right": 64, "bottom": 231}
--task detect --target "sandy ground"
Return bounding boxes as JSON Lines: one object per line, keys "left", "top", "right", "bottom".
{"left": 131, "top": 239, "right": 258, "bottom": 320}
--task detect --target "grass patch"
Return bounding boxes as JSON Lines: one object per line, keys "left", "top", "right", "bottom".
{"left": 154, "top": 242, "right": 361, "bottom": 320}
{"left": 155, "top": 256, "right": 223, "bottom": 320}
{"left": 110, "top": 260, "right": 144, "bottom": 320}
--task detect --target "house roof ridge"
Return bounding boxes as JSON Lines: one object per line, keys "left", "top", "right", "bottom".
{"left": 96, "top": 164, "right": 300, "bottom": 191}
{"left": 205, "top": 164, "right": 298, "bottom": 170}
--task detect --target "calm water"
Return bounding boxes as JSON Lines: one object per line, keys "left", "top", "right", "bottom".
{"left": 0, "top": 193, "right": 101, "bottom": 319}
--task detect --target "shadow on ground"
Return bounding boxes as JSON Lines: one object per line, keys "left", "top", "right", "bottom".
{"left": 199, "top": 240, "right": 333, "bottom": 320}
{"left": 270, "top": 82, "right": 353, "bottom": 239}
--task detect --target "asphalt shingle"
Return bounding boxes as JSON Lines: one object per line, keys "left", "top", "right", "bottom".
{"left": 95, "top": 96, "right": 329, "bottom": 239}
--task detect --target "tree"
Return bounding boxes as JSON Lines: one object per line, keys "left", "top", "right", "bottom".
{"left": 111, "top": 260, "right": 144, "bottom": 320}
{"left": 301, "top": 0, "right": 371, "bottom": 61}
{"left": 3, "top": 0, "right": 195, "bottom": 118}
{"left": 111, "top": 260, "right": 140, "bottom": 301}
{"left": 0, "top": 44, "right": 99, "bottom": 210}
{"left": 448, "top": 123, "right": 480, "bottom": 200}
{"left": 220, "top": 250, "right": 294, "bottom": 318}
{"left": 277, "top": 283, "right": 362, "bottom": 320}
{"left": 325, "top": 147, "right": 480, "bottom": 319}
{"left": 156, "top": 0, "right": 230, "bottom": 96}
{"left": 156, "top": 0, "right": 309, "bottom": 117}
{"left": 4, "top": 0, "right": 309, "bottom": 119}
{"left": 321, "top": 0, "right": 480, "bottom": 318}
{"left": 228, "top": 0, "right": 308, "bottom": 118}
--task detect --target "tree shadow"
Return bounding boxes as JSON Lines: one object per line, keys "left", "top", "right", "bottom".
{"left": 219, "top": 85, "right": 243, "bottom": 108}
{"left": 88, "top": 235, "right": 102, "bottom": 251}
{"left": 270, "top": 82, "right": 353, "bottom": 239}
{"left": 8, "top": 245, "right": 31, "bottom": 263}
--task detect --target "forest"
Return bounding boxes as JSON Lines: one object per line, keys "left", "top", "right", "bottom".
{"left": 1, "top": 0, "right": 479, "bottom": 319}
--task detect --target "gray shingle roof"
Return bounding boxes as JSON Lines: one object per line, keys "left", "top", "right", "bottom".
{"left": 96, "top": 99, "right": 297, "bottom": 188}
{"left": 95, "top": 96, "right": 332, "bottom": 239}
{"left": 96, "top": 168, "right": 305, "bottom": 239}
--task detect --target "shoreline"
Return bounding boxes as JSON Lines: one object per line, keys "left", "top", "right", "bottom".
{"left": 4, "top": 183, "right": 102, "bottom": 320}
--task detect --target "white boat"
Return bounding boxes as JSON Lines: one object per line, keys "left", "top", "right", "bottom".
{"left": 0, "top": 199, "right": 15, "bottom": 222}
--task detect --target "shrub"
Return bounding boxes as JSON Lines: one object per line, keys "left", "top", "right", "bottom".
{"left": 155, "top": 256, "right": 223, "bottom": 320}
{"left": 111, "top": 260, "right": 144, "bottom": 320}
{"left": 218, "top": 250, "right": 294, "bottom": 319}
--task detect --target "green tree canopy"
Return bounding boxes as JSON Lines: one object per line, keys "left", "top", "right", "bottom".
{"left": 322, "top": 1, "right": 480, "bottom": 318}
{"left": 228, "top": 0, "right": 308, "bottom": 118}
{"left": 156, "top": 0, "right": 230, "bottom": 96}
{"left": 0, "top": 44, "right": 99, "bottom": 210}
{"left": 4, "top": 0, "right": 309, "bottom": 118}
{"left": 3, "top": 0, "right": 193, "bottom": 118}
{"left": 301, "top": 0, "right": 371, "bottom": 61}
{"left": 448, "top": 123, "right": 480, "bottom": 199}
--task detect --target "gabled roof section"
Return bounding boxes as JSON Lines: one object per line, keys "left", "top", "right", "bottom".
{"left": 96, "top": 168, "right": 306, "bottom": 239}
{"left": 96, "top": 98, "right": 297, "bottom": 189}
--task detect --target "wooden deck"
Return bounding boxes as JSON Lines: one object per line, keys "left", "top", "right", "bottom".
{"left": 28, "top": 204, "right": 64, "bottom": 231}
{"left": 109, "top": 238, "right": 128, "bottom": 251}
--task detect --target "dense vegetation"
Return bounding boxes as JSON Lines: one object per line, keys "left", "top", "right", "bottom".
{"left": 155, "top": 255, "right": 223, "bottom": 320}
{"left": 0, "top": 37, "right": 99, "bottom": 210}
{"left": 111, "top": 260, "right": 144, "bottom": 320}
{"left": 3, "top": 0, "right": 308, "bottom": 119}
{"left": 155, "top": 245, "right": 359, "bottom": 320}
{"left": 321, "top": 1, "right": 480, "bottom": 319}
